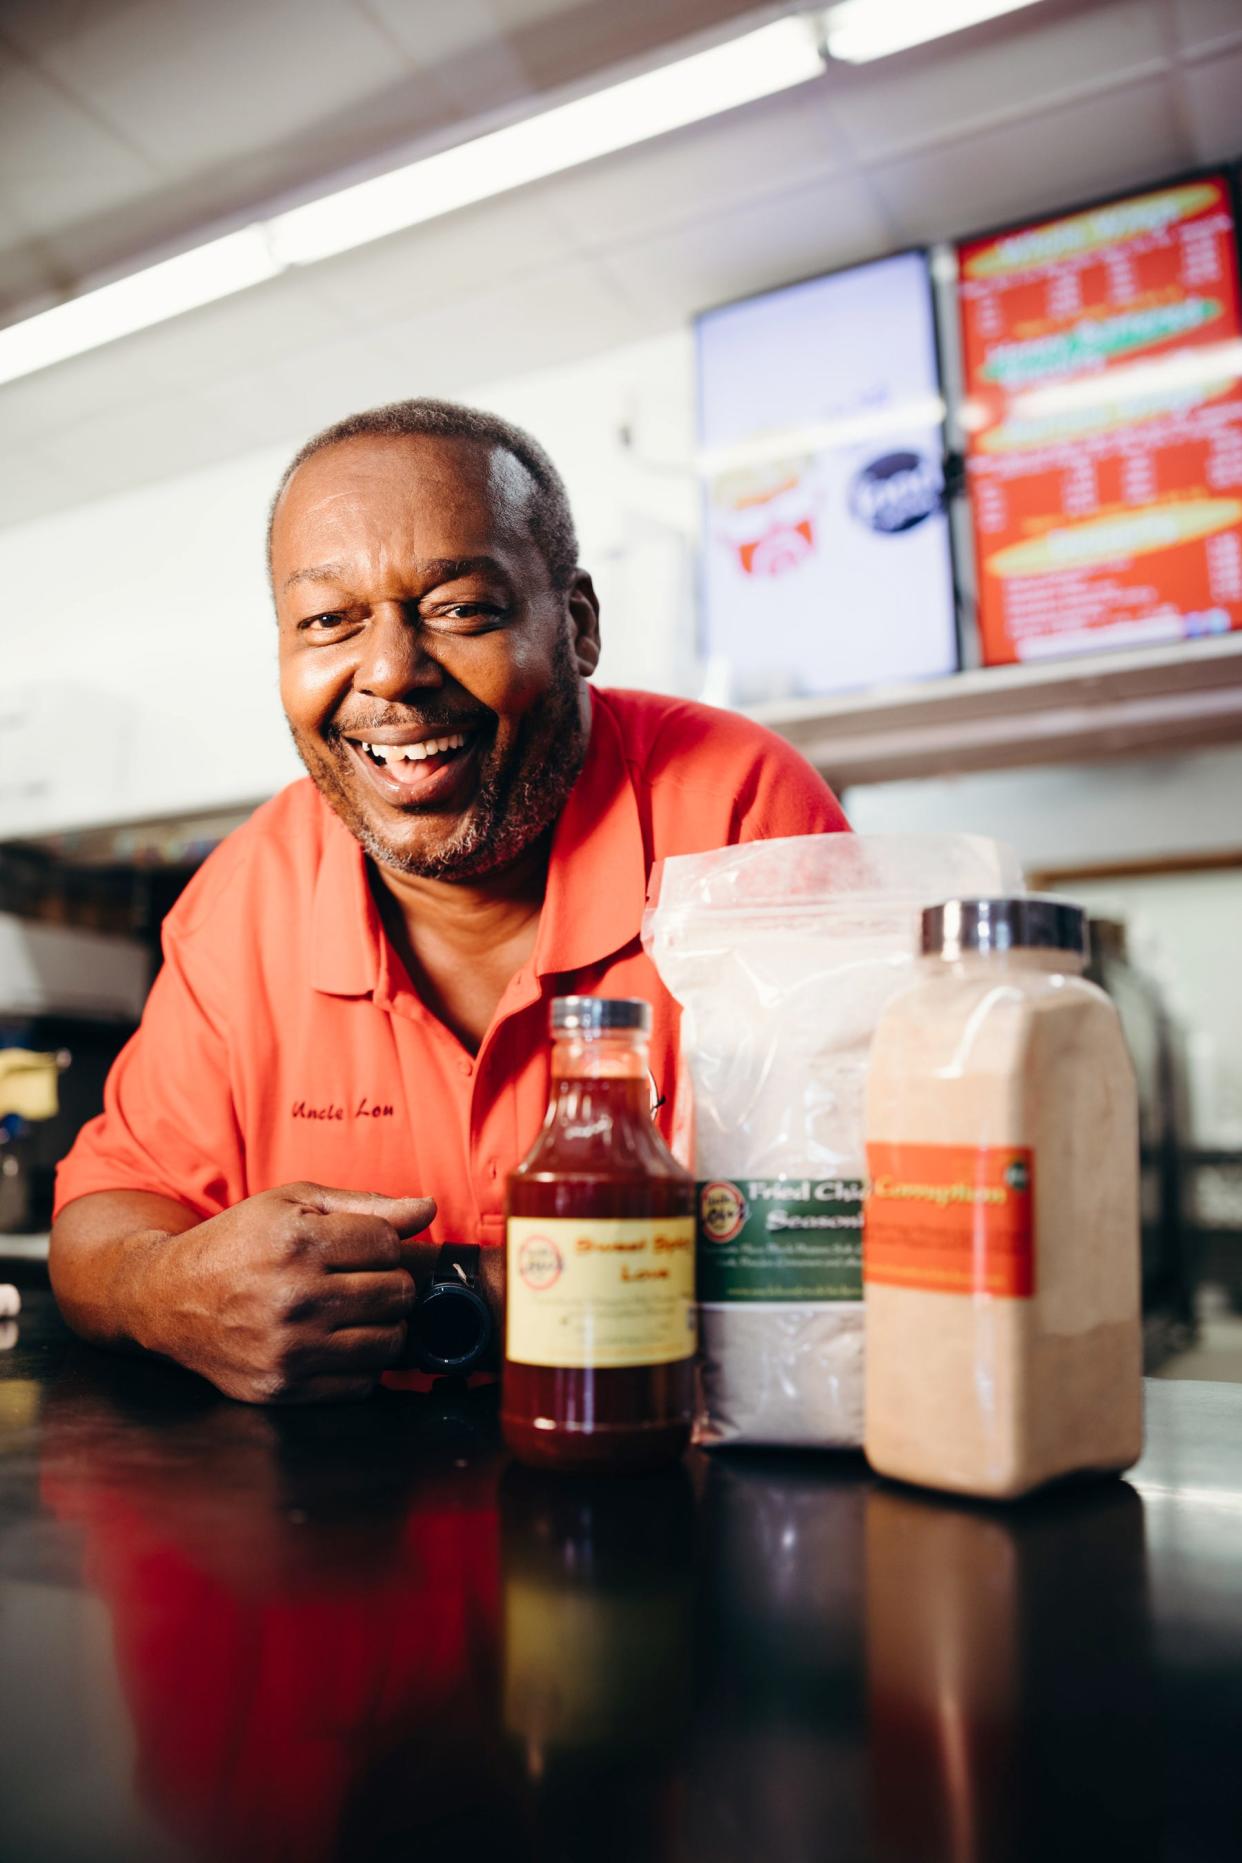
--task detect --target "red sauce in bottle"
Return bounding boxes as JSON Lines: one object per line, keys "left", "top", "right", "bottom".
{"left": 502, "top": 997, "right": 695, "bottom": 1473}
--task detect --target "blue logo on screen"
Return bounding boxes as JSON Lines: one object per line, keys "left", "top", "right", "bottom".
{"left": 850, "top": 451, "right": 943, "bottom": 535}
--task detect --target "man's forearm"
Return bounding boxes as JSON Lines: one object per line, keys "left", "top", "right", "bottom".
{"left": 49, "top": 1191, "right": 202, "bottom": 1357}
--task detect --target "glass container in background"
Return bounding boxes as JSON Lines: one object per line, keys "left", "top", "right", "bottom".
{"left": 1088, "top": 916, "right": 1195, "bottom": 1347}
{"left": 502, "top": 997, "right": 695, "bottom": 1472}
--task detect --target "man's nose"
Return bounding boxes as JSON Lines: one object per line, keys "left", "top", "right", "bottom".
{"left": 354, "top": 605, "right": 443, "bottom": 700}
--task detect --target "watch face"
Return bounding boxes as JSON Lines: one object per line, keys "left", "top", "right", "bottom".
{"left": 419, "top": 1283, "right": 491, "bottom": 1371}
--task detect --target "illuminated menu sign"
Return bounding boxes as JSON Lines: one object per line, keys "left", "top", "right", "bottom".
{"left": 958, "top": 176, "right": 1242, "bottom": 665}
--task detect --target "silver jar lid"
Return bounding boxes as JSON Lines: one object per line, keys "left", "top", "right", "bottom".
{"left": 922, "top": 897, "right": 1088, "bottom": 960}
{"left": 551, "top": 995, "right": 652, "bottom": 1033}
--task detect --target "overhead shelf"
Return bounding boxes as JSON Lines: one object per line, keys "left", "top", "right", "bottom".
{"left": 752, "top": 635, "right": 1242, "bottom": 791}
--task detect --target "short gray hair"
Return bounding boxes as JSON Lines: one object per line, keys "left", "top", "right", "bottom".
{"left": 268, "top": 396, "right": 580, "bottom": 588}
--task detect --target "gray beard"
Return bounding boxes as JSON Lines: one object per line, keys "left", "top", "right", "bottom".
{"left": 292, "top": 632, "right": 589, "bottom": 883}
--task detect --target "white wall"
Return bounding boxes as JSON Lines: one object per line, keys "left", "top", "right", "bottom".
{"left": 843, "top": 744, "right": 1242, "bottom": 871}
{"left": 0, "top": 330, "right": 698, "bottom": 838}
{"left": 1060, "top": 868, "right": 1242, "bottom": 1149}
{"left": 1, "top": 443, "right": 297, "bottom": 836}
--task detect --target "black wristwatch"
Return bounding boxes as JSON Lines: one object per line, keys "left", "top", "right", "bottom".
{"left": 411, "top": 1243, "right": 494, "bottom": 1376}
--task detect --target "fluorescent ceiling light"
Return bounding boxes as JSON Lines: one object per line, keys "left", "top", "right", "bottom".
{"left": 821, "top": 0, "right": 1045, "bottom": 64}
{"left": 0, "top": 17, "right": 824, "bottom": 387}
{"left": 0, "top": 229, "right": 280, "bottom": 389}
{"left": 269, "top": 19, "right": 826, "bottom": 266}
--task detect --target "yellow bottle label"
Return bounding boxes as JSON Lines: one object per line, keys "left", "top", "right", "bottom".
{"left": 506, "top": 1216, "right": 696, "bottom": 1369}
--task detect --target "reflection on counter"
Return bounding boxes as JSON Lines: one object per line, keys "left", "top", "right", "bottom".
{"left": 36, "top": 1355, "right": 509, "bottom": 1863}
{"left": 691, "top": 1455, "right": 869, "bottom": 1861}
{"left": 866, "top": 1481, "right": 1160, "bottom": 1863}
{"left": 499, "top": 1467, "right": 694, "bottom": 1859}
{"left": 0, "top": 1278, "right": 18, "bottom": 1353}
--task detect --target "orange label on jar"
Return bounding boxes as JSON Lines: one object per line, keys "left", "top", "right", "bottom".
{"left": 864, "top": 1144, "right": 1035, "bottom": 1298}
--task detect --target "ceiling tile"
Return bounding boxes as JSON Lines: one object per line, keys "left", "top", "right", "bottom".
{"left": 99, "top": 268, "right": 359, "bottom": 394}
{"left": 866, "top": 73, "right": 1188, "bottom": 246}
{"left": 1171, "top": 0, "right": 1242, "bottom": 53}
{"left": 0, "top": 46, "right": 154, "bottom": 239}
{"left": 358, "top": 0, "right": 570, "bottom": 67}
{"left": 0, "top": 351, "right": 159, "bottom": 449}
{"left": 198, "top": 329, "right": 423, "bottom": 451}
{"left": 355, "top": 0, "right": 541, "bottom": 111}
{"left": 595, "top": 170, "right": 894, "bottom": 328}
{"left": 0, "top": 446, "right": 95, "bottom": 529}
{"left": 538, "top": 77, "right": 841, "bottom": 250}
{"left": 5, "top": 0, "right": 409, "bottom": 175}
{"left": 0, "top": 268, "right": 354, "bottom": 447}
{"left": 368, "top": 253, "right": 645, "bottom": 396}
{"left": 302, "top": 189, "right": 575, "bottom": 328}
{"left": 825, "top": 0, "right": 1169, "bottom": 165}
{"left": 32, "top": 386, "right": 268, "bottom": 501}
{"left": 1178, "top": 47, "right": 1242, "bottom": 165}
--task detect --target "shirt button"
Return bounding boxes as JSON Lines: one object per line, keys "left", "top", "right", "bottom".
{"left": 459, "top": 1059, "right": 473, "bottom": 1077}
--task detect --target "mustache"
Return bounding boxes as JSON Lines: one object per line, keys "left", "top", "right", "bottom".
{"left": 325, "top": 709, "right": 494, "bottom": 741}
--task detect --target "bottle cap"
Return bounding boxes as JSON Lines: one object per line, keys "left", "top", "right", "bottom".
{"left": 922, "top": 897, "right": 1088, "bottom": 961}
{"left": 550, "top": 996, "right": 652, "bottom": 1034}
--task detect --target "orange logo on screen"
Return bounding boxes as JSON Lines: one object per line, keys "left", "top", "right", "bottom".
{"left": 738, "top": 519, "right": 815, "bottom": 577}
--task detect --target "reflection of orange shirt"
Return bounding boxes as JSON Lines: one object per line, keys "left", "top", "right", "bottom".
{"left": 55, "top": 687, "right": 847, "bottom": 1245}
{"left": 44, "top": 1469, "right": 500, "bottom": 1863}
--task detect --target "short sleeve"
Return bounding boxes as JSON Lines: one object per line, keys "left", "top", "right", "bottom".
{"left": 54, "top": 917, "right": 246, "bottom": 1222}
{"left": 732, "top": 730, "right": 851, "bottom": 842}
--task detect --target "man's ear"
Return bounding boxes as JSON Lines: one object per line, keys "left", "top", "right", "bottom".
{"left": 567, "top": 571, "right": 602, "bottom": 677}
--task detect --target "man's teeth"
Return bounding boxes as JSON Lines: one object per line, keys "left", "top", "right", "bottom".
{"left": 362, "top": 732, "right": 468, "bottom": 765}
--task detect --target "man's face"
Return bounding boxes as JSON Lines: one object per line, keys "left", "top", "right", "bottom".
{"left": 272, "top": 434, "right": 599, "bottom": 882}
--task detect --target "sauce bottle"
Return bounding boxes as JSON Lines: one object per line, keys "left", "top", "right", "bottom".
{"left": 502, "top": 997, "right": 696, "bottom": 1472}
{"left": 863, "top": 897, "right": 1143, "bottom": 1500}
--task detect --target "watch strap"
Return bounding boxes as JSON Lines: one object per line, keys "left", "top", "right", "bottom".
{"left": 434, "top": 1242, "right": 480, "bottom": 1286}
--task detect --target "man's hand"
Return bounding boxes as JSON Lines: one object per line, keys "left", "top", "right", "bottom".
{"left": 51, "top": 1182, "right": 435, "bottom": 1405}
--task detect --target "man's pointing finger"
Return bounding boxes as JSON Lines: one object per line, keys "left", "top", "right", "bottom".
{"left": 290, "top": 1185, "right": 437, "bottom": 1236}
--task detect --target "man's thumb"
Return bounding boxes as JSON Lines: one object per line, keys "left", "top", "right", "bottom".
{"left": 295, "top": 1184, "right": 437, "bottom": 1236}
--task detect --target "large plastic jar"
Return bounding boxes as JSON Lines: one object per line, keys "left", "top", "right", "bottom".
{"left": 863, "top": 897, "right": 1143, "bottom": 1500}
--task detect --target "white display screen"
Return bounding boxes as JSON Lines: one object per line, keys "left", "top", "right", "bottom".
{"left": 696, "top": 250, "right": 958, "bottom": 703}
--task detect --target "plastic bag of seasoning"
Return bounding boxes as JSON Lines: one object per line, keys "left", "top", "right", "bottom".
{"left": 643, "top": 833, "right": 1022, "bottom": 1449}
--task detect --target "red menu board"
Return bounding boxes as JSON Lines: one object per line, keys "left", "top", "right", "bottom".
{"left": 959, "top": 175, "right": 1242, "bottom": 665}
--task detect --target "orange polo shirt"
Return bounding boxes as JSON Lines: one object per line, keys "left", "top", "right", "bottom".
{"left": 55, "top": 687, "right": 847, "bottom": 1245}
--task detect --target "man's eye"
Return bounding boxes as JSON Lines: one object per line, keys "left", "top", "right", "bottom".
{"left": 425, "top": 603, "right": 508, "bottom": 630}
{"left": 300, "top": 612, "right": 346, "bottom": 631}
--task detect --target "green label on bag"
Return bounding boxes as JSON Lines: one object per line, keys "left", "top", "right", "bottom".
{"left": 696, "top": 1178, "right": 864, "bottom": 1302}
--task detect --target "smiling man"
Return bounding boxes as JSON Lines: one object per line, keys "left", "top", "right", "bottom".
{"left": 50, "top": 399, "right": 848, "bottom": 1403}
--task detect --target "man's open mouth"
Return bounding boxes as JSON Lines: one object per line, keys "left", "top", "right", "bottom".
{"left": 342, "top": 727, "right": 484, "bottom": 806}
{"left": 358, "top": 730, "right": 469, "bottom": 770}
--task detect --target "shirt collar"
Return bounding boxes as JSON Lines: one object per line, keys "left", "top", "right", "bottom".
{"left": 534, "top": 686, "right": 647, "bottom": 978}
{"left": 309, "top": 686, "right": 647, "bottom": 995}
